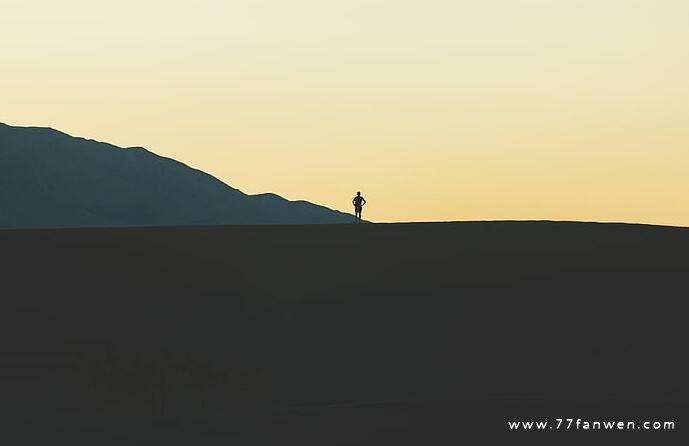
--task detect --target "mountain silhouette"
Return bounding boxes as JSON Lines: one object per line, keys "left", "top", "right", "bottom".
{"left": 0, "top": 122, "right": 353, "bottom": 228}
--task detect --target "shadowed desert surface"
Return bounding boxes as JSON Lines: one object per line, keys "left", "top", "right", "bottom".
{"left": 1, "top": 221, "right": 687, "bottom": 444}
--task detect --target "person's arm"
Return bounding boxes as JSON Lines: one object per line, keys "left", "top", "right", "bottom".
{"left": 362, "top": 198, "right": 367, "bottom": 205}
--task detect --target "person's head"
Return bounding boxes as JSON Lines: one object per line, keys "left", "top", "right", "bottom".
{"left": 357, "top": 191, "right": 361, "bottom": 196}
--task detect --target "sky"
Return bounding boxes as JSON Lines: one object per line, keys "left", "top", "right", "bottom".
{"left": 2, "top": 0, "right": 688, "bottom": 225}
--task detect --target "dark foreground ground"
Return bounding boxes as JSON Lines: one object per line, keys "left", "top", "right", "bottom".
{"left": 1, "top": 221, "right": 687, "bottom": 444}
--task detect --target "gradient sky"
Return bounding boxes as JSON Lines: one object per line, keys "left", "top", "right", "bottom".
{"left": 2, "top": 0, "right": 688, "bottom": 225}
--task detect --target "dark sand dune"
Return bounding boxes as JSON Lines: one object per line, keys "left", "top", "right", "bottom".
{"left": 1, "top": 221, "right": 687, "bottom": 444}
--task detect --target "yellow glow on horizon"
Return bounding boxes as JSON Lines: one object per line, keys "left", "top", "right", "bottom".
{"left": 2, "top": 0, "right": 688, "bottom": 225}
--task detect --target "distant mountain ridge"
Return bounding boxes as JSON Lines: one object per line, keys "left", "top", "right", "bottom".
{"left": 0, "top": 122, "right": 354, "bottom": 228}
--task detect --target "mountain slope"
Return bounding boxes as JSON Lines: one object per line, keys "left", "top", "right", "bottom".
{"left": 0, "top": 122, "right": 353, "bottom": 228}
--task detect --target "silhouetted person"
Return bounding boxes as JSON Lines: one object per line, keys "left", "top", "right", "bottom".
{"left": 353, "top": 192, "right": 366, "bottom": 223}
